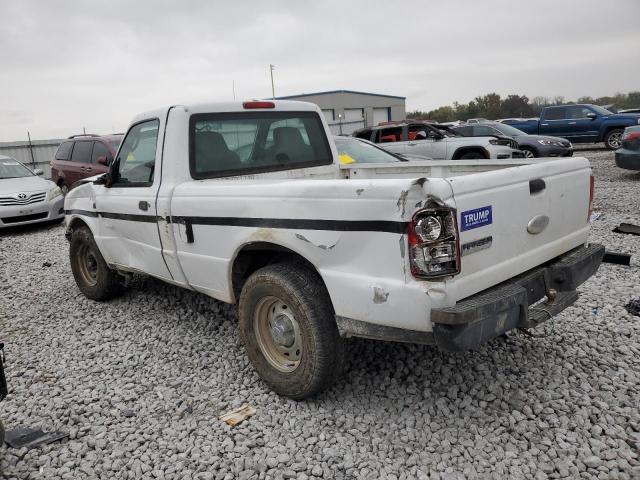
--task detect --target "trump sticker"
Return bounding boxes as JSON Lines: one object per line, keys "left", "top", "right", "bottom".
{"left": 460, "top": 206, "right": 492, "bottom": 232}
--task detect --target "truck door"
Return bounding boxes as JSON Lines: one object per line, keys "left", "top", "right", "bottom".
{"left": 94, "top": 118, "right": 172, "bottom": 280}
{"left": 404, "top": 124, "right": 444, "bottom": 159}
{"left": 565, "top": 106, "right": 600, "bottom": 142}
{"left": 539, "top": 107, "right": 570, "bottom": 138}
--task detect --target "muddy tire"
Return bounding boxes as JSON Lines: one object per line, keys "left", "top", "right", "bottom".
{"left": 459, "top": 151, "right": 484, "bottom": 160}
{"left": 239, "top": 263, "right": 344, "bottom": 400}
{"left": 69, "top": 226, "right": 122, "bottom": 301}
{"left": 604, "top": 129, "right": 624, "bottom": 150}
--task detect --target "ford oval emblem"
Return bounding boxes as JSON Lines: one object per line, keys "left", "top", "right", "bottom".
{"left": 527, "top": 215, "right": 549, "bottom": 234}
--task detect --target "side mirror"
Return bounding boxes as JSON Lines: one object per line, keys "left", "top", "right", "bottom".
{"left": 96, "top": 156, "right": 109, "bottom": 166}
{"left": 33, "top": 168, "right": 44, "bottom": 176}
{"left": 586, "top": 112, "right": 597, "bottom": 120}
{"left": 94, "top": 172, "right": 112, "bottom": 187}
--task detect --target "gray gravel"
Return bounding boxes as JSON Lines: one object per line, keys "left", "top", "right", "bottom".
{"left": 1, "top": 149, "right": 639, "bottom": 479}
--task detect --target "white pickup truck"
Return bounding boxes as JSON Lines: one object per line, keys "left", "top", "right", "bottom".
{"left": 65, "top": 100, "right": 604, "bottom": 399}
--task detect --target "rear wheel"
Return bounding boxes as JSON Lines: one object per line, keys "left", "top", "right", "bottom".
{"left": 239, "top": 263, "right": 344, "bottom": 400}
{"left": 459, "top": 151, "right": 484, "bottom": 160}
{"left": 604, "top": 129, "right": 624, "bottom": 150}
{"left": 69, "top": 227, "right": 122, "bottom": 301}
{"left": 521, "top": 147, "right": 537, "bottom": 158}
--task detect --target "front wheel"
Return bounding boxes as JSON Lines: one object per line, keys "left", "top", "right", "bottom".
{"left": 69, "top": 226, "right": 122, "bottom": 301}
{"left": 239, "top": 263, "right": 344, "bottom": 400}
{"left": 604, "top": 129, "right": 624, "bottom": 150}
{"left": 521, "top": 147, "right": 537, "bottom": 158}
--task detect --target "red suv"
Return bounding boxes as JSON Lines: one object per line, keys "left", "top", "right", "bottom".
{"left": 51, "top": 134, "right": 123, "bottom": 191}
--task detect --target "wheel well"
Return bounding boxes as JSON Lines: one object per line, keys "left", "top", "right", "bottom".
{"left": 521, "top": 145, "right": 538, "bottom": 154}
{"left": 231, "top": 242, "right": 323, "bottom": 303}
{"left": 56, "top": 177, "right": 65, "bottom": 187}
{"left": 68, "top": 217, "right": 89, "bottom": 233}
{"left": 452, "top": 147, "right": 488, "bottom": 159}
{"left": 603, "top": 126, "right": 624, "bottom": 139}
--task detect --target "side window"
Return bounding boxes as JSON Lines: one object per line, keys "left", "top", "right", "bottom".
{"left": 70, "top": 141, "right": 93, "bottom": 163}
{"left": 379, "top": 126, "right": 403, "bottom": 143}
{"left": 354, "top": 129, "right": 372, "bottom": 140}
{"left": 115, "top": 119, "right": 159, "bottom": 186}
{"left": 567, "top": 106, "right": 593, "bottom": 119}
{"left": 545, "top": 108, "right": 567, "bottom": 120}
{"left": 408, "top": 124, "right": 428, "bottom": 140}
{"left": 455, "top": 126, "right": 473, "bottom": 136}
{"left": 55, "top": 141, "right": 74, "bottom": 161}
{"left": 91, "top": 142, "right": 111, "bottom": 164}
{"left": 473, "top": 125, "right": 497, "bottom": 136}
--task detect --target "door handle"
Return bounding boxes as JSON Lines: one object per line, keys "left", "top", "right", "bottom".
{"left": 183, "top": 219, "right": 194, "bottom": 243}
{"left": 541, "top": 123, "right": 549, "bottom": 126}
{"left": 138, "top": 201, "right": 150, "bottom": 211}
{"left": 568, "top": 122, "right": 576, "bottom": 125}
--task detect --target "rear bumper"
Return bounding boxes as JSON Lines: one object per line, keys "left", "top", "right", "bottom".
{"left": 431, "top": 243, "right": 604, "bottom": 351}
{"left": 615, "top": 150, "right": 640, "bottom": 171}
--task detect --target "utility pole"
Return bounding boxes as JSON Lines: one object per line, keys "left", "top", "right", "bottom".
{"left": 232, "top": 80, "right": 236, "bottom": 100}
{"left": 269, "top": 64, "right": 276, "bottom": 99}
{"left": 27, "top": 131, "right": 36, "bottom": 168}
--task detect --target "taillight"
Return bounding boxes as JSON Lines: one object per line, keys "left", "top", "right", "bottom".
{"left": 243, "top": 101, "right": 275, "bottom": 109}
{"left": 623, "top": 131, "right": 640, "bottom": 142}
{"left": 408, "top": 207, "right": 461, "bottom": 279}
{"left": 588, "top": 174, "right": 595, "bottom": 221}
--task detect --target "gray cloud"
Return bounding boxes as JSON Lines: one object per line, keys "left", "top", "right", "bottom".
{"left": 1, "top": 0, "right": 639, "bottom": 140}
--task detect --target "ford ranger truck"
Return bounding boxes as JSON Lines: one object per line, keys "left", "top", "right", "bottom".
{"left": 64, "top": 100, "right": 604, "bottom": 399}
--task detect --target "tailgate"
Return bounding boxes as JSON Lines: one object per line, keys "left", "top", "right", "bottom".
{"left": 445, "top": 157, "right": 592, "bottom": 300}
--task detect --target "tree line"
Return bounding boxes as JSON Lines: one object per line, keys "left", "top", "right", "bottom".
{"left": 407, "top": 91, "right": 640, "bottom": 123}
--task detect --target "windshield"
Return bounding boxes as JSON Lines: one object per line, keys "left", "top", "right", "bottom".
{"left": 492, "top": 123, "right": 526, "bottom": 137}
{"left": 0, "top": 157, "right": 34, "bottom": 179}
{"left": 110, "top": 138, "right": 123, "bottom": 151}
{"left": 590, "top": 105, "right": 613, "bottom": 116}
{"left": 335, "top": 137, "right": 400, "bottom": 163}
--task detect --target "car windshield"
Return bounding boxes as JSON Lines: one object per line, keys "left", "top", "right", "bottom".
{"left": 0, "top": 158, "right": 34, "bottom": 179}
{"left": 590, "top": 105, "right": 613, "bottom": 116}
{"left": 492, "top": 123, "right": 527, "bottom": 137}
{"left": 335, "top": 137, "right": 401, "bottom": 163}
{"left": 110, "top": 138, "right": 123, "bottom": 150}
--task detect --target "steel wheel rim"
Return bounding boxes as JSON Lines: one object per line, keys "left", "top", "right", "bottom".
{"left": 254, "top": 296, "right": 303, "bottom": 373}
{"left": 77, "top": 244, "right": 98, "bottom": 287}
{"left": 523, "top": 149, "right": 535, "bottom": 158}
{"left": 608, "top": 133, "right": 622, "bottom": 149}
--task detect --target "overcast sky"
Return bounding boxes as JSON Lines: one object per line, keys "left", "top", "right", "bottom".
{"left": 1, "top": 0, "right": 639, "bottom": 141}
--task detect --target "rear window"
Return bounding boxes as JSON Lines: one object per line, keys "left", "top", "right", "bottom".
{"left": 190, "top": 111, "right": 332, "bottom": 178}
{"left": 55, "top": 141, "right": 74, "bottom": 160}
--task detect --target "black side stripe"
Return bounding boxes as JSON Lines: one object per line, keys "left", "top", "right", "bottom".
{"left": 66, "top": 209, "right": 408, "bottom": 234}
{"left": 171, "top": 216, "right": 408, "bottom": 234}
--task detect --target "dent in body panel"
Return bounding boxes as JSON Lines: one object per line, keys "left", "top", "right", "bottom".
{"left": 372, "top": 286, "right": 389, "bottom": 304}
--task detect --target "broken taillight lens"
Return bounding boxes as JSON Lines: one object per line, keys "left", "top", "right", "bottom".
{"left": 408, "top": 207, "right": 461, "bottom": 279}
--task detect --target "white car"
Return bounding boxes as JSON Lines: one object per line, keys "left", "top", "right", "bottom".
{"left": 0, "top": 156, "right": 64, "bottom": 228}
{"left": 65, "top": 100, "right": 603, "bottom": 399}
{"left": 353, "top": 122, "right": 521, "bottom": 160}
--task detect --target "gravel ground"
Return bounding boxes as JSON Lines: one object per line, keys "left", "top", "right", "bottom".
{"left": 1, "top": 149, "right": 639, "bottom": 480}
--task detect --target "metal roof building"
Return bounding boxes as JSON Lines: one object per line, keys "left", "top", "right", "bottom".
{"left": 275, "top": 90, "right": 406, "bottom": 135}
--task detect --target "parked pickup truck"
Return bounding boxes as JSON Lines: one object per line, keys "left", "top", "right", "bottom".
{"left": 64, "top": 100, "right": 604, "bottom": 399}
{"left": 510, "top": 104, "right": 640, "bottom": 150}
